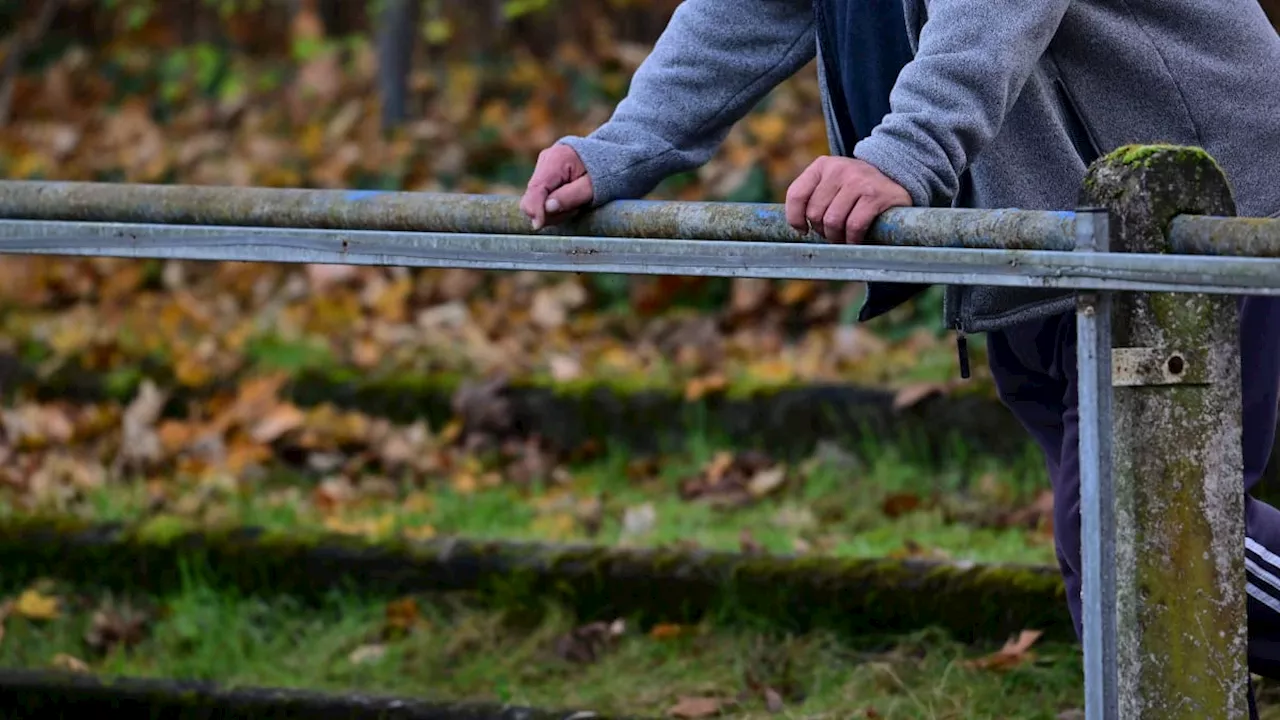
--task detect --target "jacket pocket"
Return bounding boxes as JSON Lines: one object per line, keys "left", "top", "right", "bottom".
{"left": 1053, "top": 78, "right": 1101, "bottom": 167}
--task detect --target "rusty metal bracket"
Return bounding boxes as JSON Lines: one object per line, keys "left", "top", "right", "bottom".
{"left": 1112, "top": 347, "right": 1209, "bottom": 386}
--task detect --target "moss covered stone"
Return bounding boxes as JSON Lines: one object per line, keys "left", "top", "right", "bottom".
{"left": 1083, "top": 144, "right": 1248, "bottom": 717}
{"left": 0, "top": 668, "right": 612, "bottom": 720}
{"left": 0, "top": 516, "right": 1072, "bottom": 643}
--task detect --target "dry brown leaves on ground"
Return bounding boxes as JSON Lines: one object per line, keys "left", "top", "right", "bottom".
{"left": 965, "top": 629, "right": 1044, "bottom": 672}
{"left": 553, "top": 619, "right": 626, "bottom": 665}
{"left": 0, "top": 24, "right": 976, "bottom": 402}
{"left": 679, "top": 451, "right": 790, "bottom": 509}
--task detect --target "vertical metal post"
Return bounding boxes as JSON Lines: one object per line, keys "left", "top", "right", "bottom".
{"left": 1081, "top": 146, "right": 1248, "bottom": 719}
{"left": 1076, "top": 208, "right": 1117, "bottom": 720}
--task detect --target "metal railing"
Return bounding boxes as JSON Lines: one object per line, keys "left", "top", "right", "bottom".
{"left": 2, "top": 145, "right": 1279, "bottom": 719}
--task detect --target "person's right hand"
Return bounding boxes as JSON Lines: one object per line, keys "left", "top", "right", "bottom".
{"left": 520, "top": 144, "right": 594, "bottom": 231}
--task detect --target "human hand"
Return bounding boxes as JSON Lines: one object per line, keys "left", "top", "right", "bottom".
{"left": 785, "top": 156, "right": 912, "bottom": 244}
{"left": 520, "top": 144, "right": 595, "bottom": 231}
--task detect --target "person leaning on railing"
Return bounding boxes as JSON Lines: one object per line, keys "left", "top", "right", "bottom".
{"left": 520, "top": 0, "right": 1280, "bottom": 714}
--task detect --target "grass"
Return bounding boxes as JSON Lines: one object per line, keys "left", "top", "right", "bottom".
{"left": 6, "top": 436, "right": 1059, "bottom": 567}
{"left": 0, "top": 574, "right": 1086, "bottom": 719}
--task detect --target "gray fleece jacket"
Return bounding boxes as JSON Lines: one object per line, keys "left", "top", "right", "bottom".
{"left": 559, "top": 0, "right": 1280, "bottom": 335}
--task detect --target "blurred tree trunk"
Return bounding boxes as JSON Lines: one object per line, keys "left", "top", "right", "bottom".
{"left": 377, "top": 0, "right": 422, "bottom": 131}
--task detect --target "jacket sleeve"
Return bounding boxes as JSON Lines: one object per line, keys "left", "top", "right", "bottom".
{"left": 557, "top": 0, "right": 815, "bottom": 207}
{"left": 851, "top": 0, "right": 1072, "bottom": 208}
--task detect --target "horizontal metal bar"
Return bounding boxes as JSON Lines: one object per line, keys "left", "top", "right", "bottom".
{"left": 4, "top": 220, "right": 1280, "bottom": 295}
{"left": 1168, "top": 214, "right": 1280, "bottom": 257}
{"left": 0, "top": 180, "right": 1079, "bottom": 249}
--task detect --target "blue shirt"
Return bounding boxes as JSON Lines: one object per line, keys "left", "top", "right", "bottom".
{"left": 812, "top": 0, "right": 916, "bottom": 148}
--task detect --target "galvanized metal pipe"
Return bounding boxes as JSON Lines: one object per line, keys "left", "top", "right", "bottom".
{"left": 4, "top": 220, "right": 1280, "bottom": 296}
{"left": 1167, "top": 214, "right": 1280, "bottom": 257}
{"left": 0, "top": 180, "right": 1080, "bottom": 249}
{"left": 1075, "top": 209, "right": 1119, "bottom": 719}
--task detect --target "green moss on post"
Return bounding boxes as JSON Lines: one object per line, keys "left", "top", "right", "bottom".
{"left": 1081, "top": 145, "right": 1248, "bottom": 718}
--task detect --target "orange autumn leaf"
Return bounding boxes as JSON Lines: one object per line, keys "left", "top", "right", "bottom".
{"left": 966, "top": 630, "right": 1044, "bottom": 671}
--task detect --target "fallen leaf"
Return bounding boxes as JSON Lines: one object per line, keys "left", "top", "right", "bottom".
{"left": 51, "top": 653, "right": 90, "bottom": 672}
{"left": 403, "top": 524, "right": 437, "bottom": 541}
{"left": 576, "top": 496, "right": 605, "bottom": 538}
{"left": 14, "top": 589, "right": 59, "bottom": 620}
{"left": 746, "top": 466, "right": 787, "bottom": 498}
{"left": 626, "top": 457, "right": 661, "bottom": 484}
{"left": 621, "top": 503, "right": 656, "bottom": 539}
{"left": 834, "top": 324, "right": 886, "bottom": 363}
{"left": 681, "top": 451, "right": 784, "bottom": 509}
{"left": 729, "top": 278, "right": 772, "bottom": 317}
{"left": 348, "top": 643, "right": 387, "bottom": 665}
{"left": 668, "top": 696, "right": 722, "bottom": 719}
{"left": 704, "top": 451, "right": 736, "bottom": 484}
{"left": 1001, "top": 489, "right": 1055, "bottom": 531}
{"left": 120, "top": 380, "right": 167, "bottom": 465}
{"left": 450, "top": 376, "right": 513, "bottom": 443}
{"left": 384, "top": 597, "right": 421, "bottom": 637}
{"left": 249, "top": 404, "right": 306, "bottom": 443}
{"left": 739, "top": 529, "right": 764, "bottom": 554}
{"left": 323, "top": 514, "right": 395, "bottom": 539}
{"left": 529, "top": 280, "right": 586, "bottom": 330}
{"left": 435, "top": 269, "right": 482, "bottom": 301}
{"left": 684, "top": 372, "right": 727, "bottom": 402}
{"left": 880, "top": 492, "right": 923, "bottom": 519}
{"left": 85, "top": 600, "right": 150, "bottom": 653}
{"left": 451, "top": 471, "right": 479, "bottom": 495}
{"left": 305, "top": 263, "right": 359, "bottom": 292}
{"left": 548, "top": 354, "right": 582, "bottom": 382}
{"left": 554, "top": 619, "right": 626, "bottom": 664}
{"left": 648, "top": 623, "right": 691, "bottom": 640}
{"left": 777, "top": 279, "right": 819, "bottom": 306}
{"left": 764, "top": 687, "right": 785, "bottom": 713}
{"left": 892, "top": 381, "right": 951, "bottom": 412}
{"left": 966, "top": 629, "right": 1044, "bottom": 671}
{"left": 532, "top": 512, "right": 577, "bottom": 541}
{"left": 312, "top": 476, "right": 356, "bottom": 513}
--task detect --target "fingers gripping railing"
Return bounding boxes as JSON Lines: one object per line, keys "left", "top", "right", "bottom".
{"left": 2, "top": 146, "right": 1280, "bottom": 719}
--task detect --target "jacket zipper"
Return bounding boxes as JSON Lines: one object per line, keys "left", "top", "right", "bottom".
{"left": 1054, "top": 77, "right": 1102, "bottom": 166}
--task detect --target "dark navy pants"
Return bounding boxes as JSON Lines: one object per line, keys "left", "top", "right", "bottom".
{"left": 987, "top": 296, "right": 1280, "bottom": 689}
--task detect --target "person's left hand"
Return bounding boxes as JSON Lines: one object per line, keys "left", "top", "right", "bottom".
{"left": 785, "top": 156, "right": 912, "bottom": 244}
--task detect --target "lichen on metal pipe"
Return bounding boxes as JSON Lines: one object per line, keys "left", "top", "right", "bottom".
{"left": 0, "top": 180, "right": 1080, "bottom": 250}
{"left": 1168, "top": 214, "right": 1280, "bottom": 257}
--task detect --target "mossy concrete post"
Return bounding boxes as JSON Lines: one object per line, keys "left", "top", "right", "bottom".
{"left": 1081, "top": 145, "right": 1248, "bottom": 718}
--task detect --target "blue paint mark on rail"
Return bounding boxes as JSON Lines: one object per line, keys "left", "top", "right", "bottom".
{"left": 344, "top": 191, "right": 383, "bottom": 202}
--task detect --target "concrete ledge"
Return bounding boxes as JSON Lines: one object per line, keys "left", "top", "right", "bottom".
{"left": 0, "top": 669, "right": 630, "bottom": 720}
{"left": 0, "top": 516, "right": 1072, "bottom": 643}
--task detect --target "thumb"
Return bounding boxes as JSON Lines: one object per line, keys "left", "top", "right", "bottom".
{"left": 544, "top": 175, "right": 594, "bottom": 218}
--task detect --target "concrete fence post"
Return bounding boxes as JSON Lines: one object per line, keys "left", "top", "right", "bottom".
{"left": 1080, "top": 145, "right": 1248, "bottom": 718}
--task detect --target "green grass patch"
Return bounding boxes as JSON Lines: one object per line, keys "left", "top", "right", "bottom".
{"left": 15, "top": 437, "right": 1057, "bottom": 568}
{"left": 0, "top": 575, "right": 1086, "bottom": 719}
